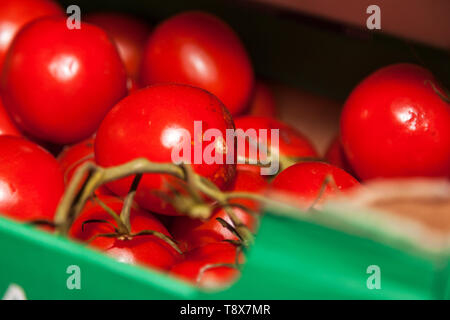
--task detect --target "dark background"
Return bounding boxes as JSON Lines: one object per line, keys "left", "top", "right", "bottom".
{"left": 57, "top": 0, "right": 450, "bottom": 102}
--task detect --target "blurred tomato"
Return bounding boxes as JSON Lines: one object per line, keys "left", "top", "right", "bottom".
{"left": 248, "top": 81, "right": 277, "bottom": 117}
{"left": 140, "top": 11, "right": 254, "bottom": 115}
{"left": 271, "top": 162, "right": 359, "bottom": 209}
{"left": 170, "top": 242, "right": 242, "bottom": 288}
{"left": 324, "top": 135, "right": 356, "bottom": 177}
{"left": 85, "top": 13, "right": 151, "bottom": 80}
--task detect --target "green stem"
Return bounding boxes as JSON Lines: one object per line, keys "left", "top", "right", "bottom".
{"left": 120, "top": 173, "right": 143, "bottom": 232}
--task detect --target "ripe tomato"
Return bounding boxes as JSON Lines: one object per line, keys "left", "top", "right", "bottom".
{"left": 85, "top": 13, "right": 151, "bottom": 80}
{"left": 0, "top": 96, "right": 21, "bottom": 137}
{"left": 1, "top": 17, "right": 127, "bottom": 144}
{"left": 341, "top": 63, "right": 450, "bottom": 180}
{"left": 0, "top": 136, "right": 64, "bottom": 221}
{"left": 170, "top": 170, "right": 268, "bottom": 251}
{"left": 170, "top": 242, "right": 242, "bottom": 288}
{"left": 126, "top": 78, "right": 141, "bottom": 95}
{"left": 95, "top": 84, "right": 236, "bottom": 215}
{"left": 57, "top": 138, "right": 111, "bottom": 195}
{"left": 70, "top": 196, "right": 181, "bottom": 271}
{"left": 234, "top": 116, "right": 318, "bottom": 176}
{"left": 271, "top": 162, "right": 359, "bottom": 209}
{"left": 0, "top": 0, "right": 63, "bottom": 71}
{"left": 140, "top": 11, "right": 254, "bottom": 115}
{"left": 324, "top": 135, "right": 356, "bottom": 177}
{"left": 248, "top": 81, "right": 277, "bottom": 117}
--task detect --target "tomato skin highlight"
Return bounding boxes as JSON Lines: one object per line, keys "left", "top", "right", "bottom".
{"left": 0, "top": 96, "right": 21, "bottom": 137}
{"left": 0, "top": 0, "right": 63, "bottom": 71}
{"left": 271, "top": 162, "right": 359, "bottom": 209}
{"left": 85, "top": 13, "right": 151, "bottom": 80}
{"left": 0, "top": 136, "right": 64, "bottom": 221}
{"left": 70, "top": 196, "right": 181, "bottom": 271}
{"left": 340, "top": 63, "right": 450, "bottom": 180}
{"left": 95, "top": 84, "right": 236, "bottom": 215}
{"left": 233, "top": 116, "right": 318, "bottom": 176}
{"left": 1, "top": 17, "right": 127, "bottom": 144}
{"left": 170, "top": 242, "right": 242, "bottom": 288}
{"left": 170, "top": 170, "right": 268, "bottom": 251}
{"left": 140, "top": 11, "right": 254, "bottom": 116}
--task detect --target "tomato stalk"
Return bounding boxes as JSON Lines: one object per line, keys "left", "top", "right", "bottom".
{"left": 238, "top": 131, "right": 322, "bottom": 176}
{"left": 53, "top": 156, "right": 304, "bottom": 248}
{"left": 424, "top": 80, "right": 450, "bottom": 103}
{"left": 307, "top": 174, "right": 339, "bottom": 210}
{"left": 196, "top": 262, "right": 241, "bottom": 286}
{"left": 53, "top": 158, "right": 292, "bottom": 246}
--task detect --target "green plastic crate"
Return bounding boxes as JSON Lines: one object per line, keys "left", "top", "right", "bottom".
{"left": 1, "top": 202, "right": 448, "bottom": 299}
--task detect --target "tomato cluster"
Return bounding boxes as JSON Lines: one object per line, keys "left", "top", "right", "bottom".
{"left": 0, "top": 1, "right": 448, "bottom": 289}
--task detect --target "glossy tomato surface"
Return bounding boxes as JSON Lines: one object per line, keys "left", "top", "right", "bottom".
{"left": 1, "top": 17, "right": 127, "bottom": 144}
{"left": 170, "top": 242, "right": 242, "bottom": 288}
{"left": 248, "top": 81, "right": 277, "bottom": 117}
{"left": 341, "top": 63, "right": 450, "bottom": 180}
{"left": 70, "top": 196, "right": 181, "bottom": 271}
{"left": 95, "top": 84, "right": 236, "bottom": 215}
{"left": 140, "top": 11, "right": 254, "bottom": 115}
{"left": 234, "top": 116, "right": 318, "bottom": 176}
{"left": 271, "top": 162, "right": 359, "bottom": 209}
{"left": 0, "top": 136, "right": 64, "bottom": 221}
{"left": 0, "top": 0, "right": 63, "bottom": 71}
{"left": 0, "top": 96, "right": 21, "bottom": 137}
{"left": 86, "top": 13, "right": 151, "bottom": 80}
{"left": 171, "top": 170, "right": 268, "bottom": 251}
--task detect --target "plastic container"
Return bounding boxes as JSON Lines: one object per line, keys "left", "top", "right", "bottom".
{"left": 1, "top": 201, "right": 448, "bottom": 299}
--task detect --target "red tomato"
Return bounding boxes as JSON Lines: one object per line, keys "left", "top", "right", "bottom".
{"left": 341, "top": 63, "right": 450, "bottom": 180}
{"left": 58, "top": 138, "right": 95, "bottom": 183}
{"left": 248, "top": 81, "right": 277, "bottom": 117}
{"left": 57, "top": 138, "right": 111, "bottom": 195}
{"left": 234, "top": 116, "right": 318, "bottom": 176}
{"left": 95, "top": 84, "right": 236, "bottom": 215}
{"left": 126, "top": 77, "right": 141, "bottom": 94}
{"left": 85, "top": 13, "right": 151, "bottom": 80}
{"left": 271, "top": 162, "right": 359, "bottom": 209}
{"left": 170, "top": 242, "right": 242, "bottom": 288}
{"left": 170, "top": 170, "right": 268, "bottom": 251}
{"left": 0, "top": 96, "right": 21, "bottom": 137}
{"left": 70, "top": 196, "right": 181, "bottom": 271}
{"left": 0, "top": 136, "right": 64, "bottom": 221}
{"left": 140, "top": 11, "right": 254, "bottom": 115}
{"left": 1, "top": 17, "right": 127, "bottom": 144}
{"left": 324, "top": 135, "right": 356, "bottom": 177}
{"left": 0, "top": 0, "right": 63, "bottom": 71}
